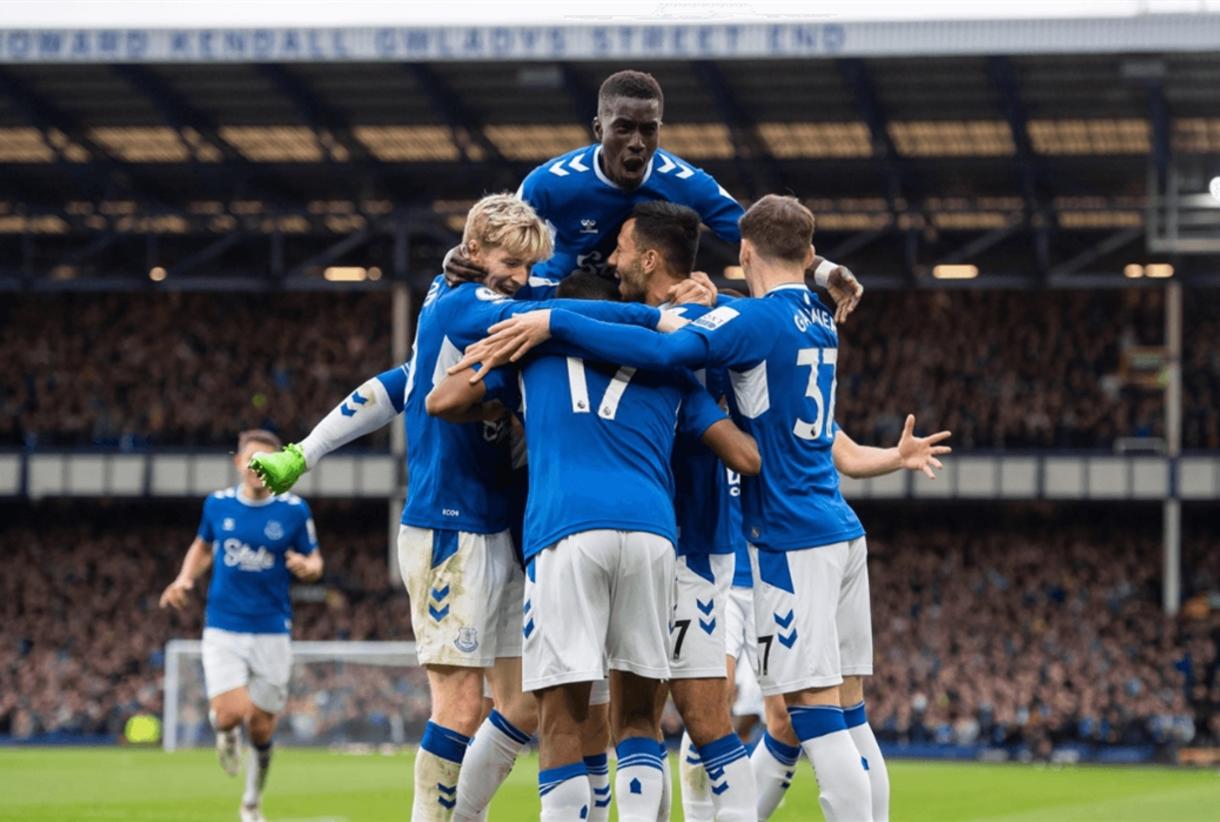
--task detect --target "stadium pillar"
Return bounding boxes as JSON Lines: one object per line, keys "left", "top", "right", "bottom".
{"left": 1163, "top": 281, "right": 1182, "bottom": 616}
{"left": 390, "top": 283, "right": 412, "bottom": 585}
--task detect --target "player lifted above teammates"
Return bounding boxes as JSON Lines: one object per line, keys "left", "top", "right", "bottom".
{"left": 456, "top": 195, "right": 951, "bottom": 822}
{"left": 448, "top": 69, "right": 863, "bottom": 319}
{"left": 250, "top": 194, "right": 670, "bottom": 822}
{"left": 159, "top": 430, "right": 323, "bottom": 822}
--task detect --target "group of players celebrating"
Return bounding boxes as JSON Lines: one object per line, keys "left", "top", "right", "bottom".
{"left": 161, "top": 70, "right": 951, "bottom": 822}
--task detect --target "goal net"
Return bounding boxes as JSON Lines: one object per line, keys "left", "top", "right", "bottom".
{"left": 162, "top": 640, "right": 423, "bottom": 751}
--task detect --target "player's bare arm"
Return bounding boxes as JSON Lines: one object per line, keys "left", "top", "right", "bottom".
{"left": 159, "top": 536, "right": 213, "bottom": 610}
{"left": 700, "top": 418, "right": 761, "bottom": 476}
{"left": 426, "top": 367, "right": 490, "bottom": 421}
{"left": 285, "top": 549, "right": 324, "bottom": 583}
{"left": 833, "top": 414, "right": 952, "bottom": 480}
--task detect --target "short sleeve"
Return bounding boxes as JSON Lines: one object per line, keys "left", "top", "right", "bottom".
{"left": 677, "top": 160, "right": 743, "bottom": 244}
{"left": 196, "top": 497, "right": 215, "bottom": 542}
{"left": 677, "top": 371, "right": 729, "bottom": 438}
{"left": 681, "top": 301, "right": 770, "bottom": 370}
{"left": 294, "top": 500, "right": 319, "bottom": 555}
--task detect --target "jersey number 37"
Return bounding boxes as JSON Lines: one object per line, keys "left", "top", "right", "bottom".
{"left": 794, "top": 347, "right": 838, "bottom": 441}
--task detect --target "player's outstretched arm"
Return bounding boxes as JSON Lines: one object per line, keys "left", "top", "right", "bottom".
{"left": 832, "top": 414, "right": 951, "bottom": 480}
{"left": 452, "top": 309, "right": 707, "bottom": 382}
{"left": 159, "top": 536, "right": 212, "bottom": 610}
{"left": 251, "top": 365, "right": 409, "bottom": 493}
{"left": 701, "top": 419, "right": 762, "bottom": 476}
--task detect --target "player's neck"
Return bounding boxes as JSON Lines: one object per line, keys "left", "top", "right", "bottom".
{"left": 747, "top": 264, "right": 805, "bottom": 297}
{"left": 644, "top": 271, "right": 685, "bottom": 306}
{"left": 240, "top": 481, "right": 272, "bottom": 502}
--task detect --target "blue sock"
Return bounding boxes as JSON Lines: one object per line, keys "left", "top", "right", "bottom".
{"left": 697, "top": 733, "right": 755, "bottom": 819}
{"left": 788, "top": 705, "right": 872, "bottom": 821}
{"left": 413, "top": 722, "right": 470, "bottom": 817}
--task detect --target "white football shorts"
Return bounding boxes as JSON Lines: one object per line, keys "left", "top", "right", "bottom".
{"left": 522, "top": 529, "right": 675, "bottom": 692}
{"left": 670, "top": 552, "right": 734, "bottom": 679}
{"left": 397, "top": 525, "right": 523, "bottom": 668}
{"left": 748, "top": 537, "right": 873, "bottom": 697}
{"left": 201, "top": 627, "right": 292, "bottom": 714}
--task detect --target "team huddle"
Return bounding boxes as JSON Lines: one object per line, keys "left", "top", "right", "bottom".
{"left": 161, "top": 70, "right": 951, "bottom": 822}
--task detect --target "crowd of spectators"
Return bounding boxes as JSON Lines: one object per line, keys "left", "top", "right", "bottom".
{"left": 2, "top": 500, "right": 1217, "bottom": 758}
{"left": 0, "top": 292, "right": 392, "bottom": 448}
{"left": 836, "top": 289, "right": 1167, "bottom": 449}
{"left": 863, "top": 503, "right": 1220, "bottom": 757}
{"left": 4, "top": 287, "right": 1218, "bottom": 450}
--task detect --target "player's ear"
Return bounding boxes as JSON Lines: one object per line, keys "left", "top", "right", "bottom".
{"left": 466, "top": 238, "right": 482, "bottom": 264}
{"left": 592, "top": 116, "right": 603, "bottom": 142}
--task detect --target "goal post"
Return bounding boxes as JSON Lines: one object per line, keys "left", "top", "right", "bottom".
{"left": 163, "top": 639, "right": 420, "bottom": 752}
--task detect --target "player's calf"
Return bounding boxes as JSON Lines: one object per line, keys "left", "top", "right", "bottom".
{"left": 455, "top": 657, "right": 537, "bottom": 821}
{"left": 536, "top": 682, "right": 594, "bottom": 822}
{"left": 842, "top": 676, "right": 889, "bottom": 822}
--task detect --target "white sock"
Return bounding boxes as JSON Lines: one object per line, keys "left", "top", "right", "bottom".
{"left": 454, "top": 710, "right": 529, "bottom": 820}
{"left": 789, "top": 706, "right": 871, "bottom": 822}
{"left": 539, "top": 762, "right": 591, "bottom": 822}
{"left": 845, "top": 702, "right": 889, "bottom": 822}
{"left": 658, "top": 741, "right": 672, "bottom": 822}
{"left": 584, "top": 753, "right": 612, "bottom": 822}
{"left": 679, "top": 731, "right": 714, "bottom": 822}
{"left": 614, "top": 737, "right": 665, "bottom": 821}
{"left": 699, "top": 733, "right": 757, "bottom": 822}
{"left": 751, "top": 731, "right": 800, "bottom": 820}
{"left": 242, "top": 740, "right": 273, "bottom": 807}
{"left": 414, "top": 721, "right": 469, "bottom": 821}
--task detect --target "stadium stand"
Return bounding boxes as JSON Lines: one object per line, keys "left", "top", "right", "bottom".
{"left": 3, "top": 501, "right": 1216, "bottom": 757}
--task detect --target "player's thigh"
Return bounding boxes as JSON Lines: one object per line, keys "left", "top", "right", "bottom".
{"left": 725, "top": 584, "right": 758, "bottom": 673}
{"left": 606, "top": 531, "right": 674, "bottom": 681}
{"left": 731, "top": 651, "right": 767, "bottom": 725}
{"left": 749, "top": 543, "right": 847, "bottom": 697}
{"left": 397, "top": 525, "right": 508, "bottom": 669}
{"left": 487, "top": 536, "right": 525, "bottom": 662}
{"left": 521, "top": 532, "right": 615, "bottom": 693}
{"left": 837, "top": 536, "right": 874, "bottom": 679}
{"left": 670, "top": 553, "right": 733, "bottom": 681}
{"left": 202, "top": 627, "right": 253, "bottom": 703}
{"left": 246, "top": 633, "right": 292, "bottom": 715}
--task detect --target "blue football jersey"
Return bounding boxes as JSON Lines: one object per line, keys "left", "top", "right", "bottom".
{"left": 546, "top": 284, "right": 864, "bottom": 553}
{"left": 516, "top": 144, "right": 743, "bottom": 295}
{"left": 666, "top": 303, "right": 748, "bottom": 560}
{"left": 484, "top": 354, "right": 726, "bottom": 561}
{"left": 196, "top": 487, "right": 318, "bottom": 634}
{"left": 685, "top": 285, "right": 865, "bottom": 551}
{"left": 397, "top": 276, "right": 662, "bottom": 533}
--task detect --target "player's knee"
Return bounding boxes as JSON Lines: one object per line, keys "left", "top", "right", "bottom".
{"left": 209, "top": 694, "right": 249, "bottom": 731}
{"left": 840, "top": 675, "right": 865, "bottom": 706}
{"left": 764, "top": 696, "right": 799, "bottom": 746}
{"left": 247, "top": 709, "right": 277, "bottom": 744}
{"left": 581, "top": 705, "right": 611, "bottom": 757}
{"left": 428, "top": 667, "right": 486, "bottom": 735}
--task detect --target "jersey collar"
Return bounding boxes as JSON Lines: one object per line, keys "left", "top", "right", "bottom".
{"left": 593, "top": 145, "right": 655, "bottom": 190}
{"left": 235, "top": 486, "right": 276, "bottom": 507}
{"left": 766, "top": 283, "right": 810, "bottom": 295}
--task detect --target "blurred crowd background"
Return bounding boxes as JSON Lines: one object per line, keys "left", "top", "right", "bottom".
{"left": 3, "top": 289, "right": 1219, "bottom": 450}
{"left": 3, "top": 500, "right": 1216, "bottom": 759}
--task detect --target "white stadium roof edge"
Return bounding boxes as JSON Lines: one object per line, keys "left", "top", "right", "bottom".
{"left": 2, "top": 1, "right": 1220, "bottom": 63}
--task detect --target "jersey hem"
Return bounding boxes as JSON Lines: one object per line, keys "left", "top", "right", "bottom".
{"left": 748, "top": 525, "right": 866, "bottom": 552}
{"left": 524, "top": 521, "right": 676, "bottom": 560}
{"left": 205, "top": 613, "right": 291, "bottom": 634}
{"left": 400, "top": 513, "right": 512, "bottom": 535}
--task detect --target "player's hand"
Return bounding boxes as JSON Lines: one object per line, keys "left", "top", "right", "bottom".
{"left": 667, "top": 271, "right": 717, "bottom": 307}
{"left": 249, "top": 443, "right": 306, "bottom": 494}
{"left": 159, "top": 577, "right": 193, "bottom": 610}
{"left": 897, "top": 414, "right": 952, "bottom": 479}
{"left": 824, "top": 265, "right": 863, "bottom": 325}
{"left": 442, "top": 244, "right": 486, "bottom": 287}
{"left": 450, "top": 310, "right": 553, "bottom": 383}
{"left": 285, "top": 550, "right": 322, "bottom": 582}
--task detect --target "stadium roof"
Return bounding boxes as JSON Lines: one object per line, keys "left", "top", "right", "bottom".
{"left": 0, "top": 51, "right": 1218, "bottom": 290}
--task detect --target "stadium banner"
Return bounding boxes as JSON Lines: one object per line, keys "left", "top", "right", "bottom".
{"left": 2, "top": 15, "right": 1220, "bottom": 63}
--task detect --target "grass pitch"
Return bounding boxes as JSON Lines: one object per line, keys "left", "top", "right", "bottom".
{"left": 1, "top": 747, "right": 1218, "bottom": 821}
